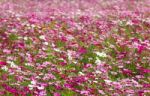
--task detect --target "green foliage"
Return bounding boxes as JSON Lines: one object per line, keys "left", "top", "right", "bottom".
{"left": 9, "top": 34, "right": 18, "bottom": 41}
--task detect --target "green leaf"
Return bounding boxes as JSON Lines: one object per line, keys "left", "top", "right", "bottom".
{"left": 56, "top": 41, "right": 66, "bottom": 48}
{"left": 21, "top": 81, "right": 30, "bottom": 86}
{"left": 9, "top": 34, "right": 18, "bottom": 41}
{"left": 25, "top": 38, "right": 32, "bottom": 45}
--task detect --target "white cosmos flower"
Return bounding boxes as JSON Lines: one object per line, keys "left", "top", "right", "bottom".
{"left": 1, "top": 66, "right": 8, "bottom": 71}
{"left": 95, "top": 57, "right": 102, "bottom": 64}
{"left": 43, "top": 42, "right": 48, "bottom": 45}
{"left": 95, "top": 70, "right": 102, "bottom": 74}
{"left": 104, "top": 80, "right": 112, "bottom": 84}
{"left": 28, "top": 80, "right": 37, "bottom": 90}
{"left": 25, "top": 63, "right": 32, "bottom": 66}
{"left": 24, "top": 37, "right": 28, "bottom": 40}
{"left": 95, "top": 52, "right": 107, "bottom": 57}
{"left": 7, "top": 61, "right": 18, "bottom": 68}
{"left": 54, "top": 48, "right": 61, "bottom": 52}
{"left": 31, "top": 80, "right": 36, "bottom": 85}
{"left": 10, "top": 62, "right": 18, "bottom": 68}
{"left": 37, "top": 86, "right": 44, "bottom": 90}
{"left": 31, "top": 24, "right": 36, "bottom": 28}
{"left": 79, "top": 72, "right": 84, "bottom": 75}
{"left": 39, "top": 35, "right": 45, "bottom": 40}
{"left": 28, "top": 84, "right": 34, "bottom": 90}
{"left": 67, "top": 50, "right": 73, "bottom": 60}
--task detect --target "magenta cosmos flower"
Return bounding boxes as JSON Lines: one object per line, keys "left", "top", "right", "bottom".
{"left": 0, "top": 61, "right": 7, "bottom": 67}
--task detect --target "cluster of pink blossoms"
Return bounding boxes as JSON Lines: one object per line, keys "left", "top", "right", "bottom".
{"left": 0, "top": 0, "right": 150, "bottom": 96}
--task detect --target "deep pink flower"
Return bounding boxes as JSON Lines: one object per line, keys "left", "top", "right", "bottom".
{"left": 122, "top": 69, "right": 133, "bottom": 76}
{"left": 61, "top": 36, "right": 67, "bottom": 42}
{"left": 2, "top": 84, "right": 18, "bottom": 94}
{"left": 55, "top": 84, "right": 62, "bottom": 90}
{"left": 143, "top": 84, "right": 150, "bottom": 88}
{"left": 0, "top": 61, "right": 7, "bottom": 67}
{"left": 64, "top": 83, "right": 74, "bottom": 89}
{"left": 142, "top": 69, "right": 150, "bottom": 73}
{"left": 139, "top": 67, "right": 150, "bottom": 74}
{"left": 78, "top": 47, "right": 87, "bottom": 55}
{"left": 137, "top": 45, "right": 145, "bottom": 54}
{"left": 60, "top": 62, "right": 67, "bottom": 66}
{"left": 138, "top": 90, "right": 144, "bottom": 96}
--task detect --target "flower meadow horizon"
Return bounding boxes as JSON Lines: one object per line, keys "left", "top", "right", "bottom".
{"left": 0, "top": 0, "right": 150, "bottom": 96}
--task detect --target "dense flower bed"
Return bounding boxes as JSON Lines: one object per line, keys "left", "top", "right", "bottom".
{"left": 0, "top": 0, "right": 150, "bottom": 96}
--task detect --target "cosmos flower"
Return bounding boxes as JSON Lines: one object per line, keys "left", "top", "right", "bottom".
{"left": 0, "top": 61, "right": 7, "bottom": 67}
{"left": 0, "top": 0, "right": 149, "bottom": 96}
{"left": 95, "top": 52, "right": 107, "bottom": 57}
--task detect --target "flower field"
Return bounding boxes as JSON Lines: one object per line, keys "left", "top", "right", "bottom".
{"left": 0, "top": 0, "right": 150, "bottom": 96}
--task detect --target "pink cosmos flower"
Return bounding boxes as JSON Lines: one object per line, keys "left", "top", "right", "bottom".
{"left": 18, "top": 42, "right": 25, "bottom": 49}
{"left": 3, "top": 49, "right": 11, "bottom": 54}
{"left": 53, "top": 92, "right": 61, "bottom": 96}
{"left": 84, "top": 63, "right": 92, "bottom": 68}
{"left": 80, "top": 90, "right": 89, "bottom": 95}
